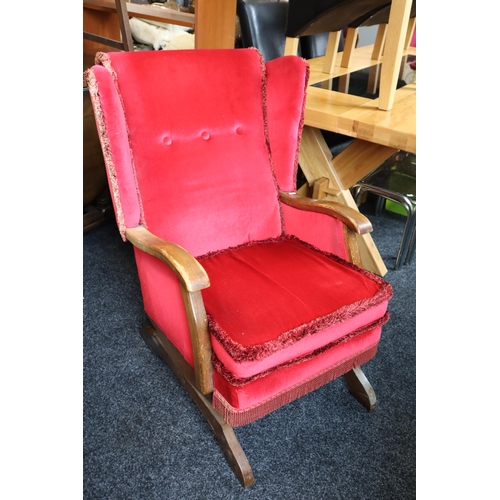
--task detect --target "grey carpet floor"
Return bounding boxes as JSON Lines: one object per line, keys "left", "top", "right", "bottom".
{"left": 83, "top": 201, "right": 416, "bottom": 499}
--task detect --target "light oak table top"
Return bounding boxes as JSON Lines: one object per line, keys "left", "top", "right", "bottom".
{"left": 304, "top": 63, "right": 416, "bottom": 154}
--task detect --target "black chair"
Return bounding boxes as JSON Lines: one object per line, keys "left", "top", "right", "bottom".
{"left": 237, "top": 0, "right": 347, "bottom": 61}
{"left": 237, "top": 0, "right": 295, "bottom": 61}
{"left": 285, "top": 0, "right": 391, "bottom": 76}
{"left": 285, "top": 0, "right": 392, "bottom": 38}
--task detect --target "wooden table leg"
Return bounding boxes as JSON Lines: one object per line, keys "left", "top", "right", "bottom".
{"left": 298, "top": 126, "right": 399, "bottom": 276}
{"left": 378, "top": 0, "right": 412, "bottom": 110}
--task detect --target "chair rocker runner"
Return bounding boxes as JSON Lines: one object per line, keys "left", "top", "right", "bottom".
{"left": 84, "top": 48, "right": 393, "bottom": 488}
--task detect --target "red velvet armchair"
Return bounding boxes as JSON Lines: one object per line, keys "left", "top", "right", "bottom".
{"left": 84, "top": 48, "right": 393, "bottom": 488}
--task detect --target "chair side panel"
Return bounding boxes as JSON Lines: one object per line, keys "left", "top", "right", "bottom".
{"left": 85, "top": 65, "right": 142, "bottom": 238}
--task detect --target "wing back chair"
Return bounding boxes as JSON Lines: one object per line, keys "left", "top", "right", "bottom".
{"left": 84, "top": 48, "right": 393, "bottom": 487}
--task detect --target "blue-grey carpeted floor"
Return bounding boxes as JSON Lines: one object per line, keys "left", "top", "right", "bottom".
{"left": 83, "top": 200, "right": 416, "bottom": 499}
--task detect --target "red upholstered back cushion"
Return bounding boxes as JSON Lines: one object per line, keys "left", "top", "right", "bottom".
{"left": 93, "top": 49, "right": 309, "bottom": 256}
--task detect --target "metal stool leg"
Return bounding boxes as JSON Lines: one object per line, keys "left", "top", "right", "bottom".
{"left": 352, "top": 182, "right": 415, "bottom": 270}
{"left": 404, "top": 208, "right": 416, "bottom": 265}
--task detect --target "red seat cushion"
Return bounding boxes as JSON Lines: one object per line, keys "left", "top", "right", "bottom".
{"left": 199, "top": 235, "right": 393, "bottom": 383}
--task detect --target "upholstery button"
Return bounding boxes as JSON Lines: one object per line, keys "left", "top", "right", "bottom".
{"left": 236, "top": 126, "right": 244, "bottom": 136}
{"left": 201, "top": 131, "right": 210, "bottom": 140}
{"left": 163, "top": 136, "right": 172, "bottom": 146}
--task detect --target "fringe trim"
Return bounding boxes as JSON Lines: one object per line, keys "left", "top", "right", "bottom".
{"left": 212, "top": 312, "right": 389, "bottom": 386}
{"left": 212, "top": 342, "right": 378, "bottom": 427}
{"left": 256, "top": 47, "right": 285, "bottom": 234}
{"left": 292, "top": 58, "right": 310, "bottom": 191}
{"left": 199, "top": 235, "right": 393, "bottom": 363}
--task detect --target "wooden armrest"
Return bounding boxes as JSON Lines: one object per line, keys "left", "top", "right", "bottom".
{"left": 126, "top": 225, "right": 213, "bottom": 395}
{"left": 125, "top": 225, "right": 210, "bottom": 292}
{"left": 280, "top": 192, "right": 372, "bottom": 235}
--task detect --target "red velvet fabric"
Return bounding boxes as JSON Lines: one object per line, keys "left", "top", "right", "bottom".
{"left": 281, "top": 203, "right": 349, "bottom": 259}
{"left": 133, "top": 249, "right": 195, "bottom": 367}
{"left": 212, "top": 325, "right": 383, "bottom": 424}
{"left": 85, "top": 49, "right": 394, "bottom": 426}
{"left": 199, "top": 236, "right": 391, "bottom": 360}
{"left": 84, "top": 65, "right": 142, "bottom": 238}
{"left": 265, "top": 56, "right": 309, "bottom": 192}
{"left": 210, "top": 303, "right": 388, "bottom": 380}
{"left": 94, "top": 49, "right": 292, "bottom": 257}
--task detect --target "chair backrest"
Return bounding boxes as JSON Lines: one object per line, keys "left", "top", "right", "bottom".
{"left": 84, "top": 49, "right": 309, "bottom": 257}
{"left": 350, "top": 0, "right": 415, "bottom": 28}
{"left": 237, "top": 0, "right": 343, "bottom": 61}
{"left": 285, "top": 0, "right": 392, "bottom": 37}
{"left": 237, "top": 0, "right": 290, "bottom": 61}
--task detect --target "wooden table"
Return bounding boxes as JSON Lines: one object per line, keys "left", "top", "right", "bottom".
{"left": 283, "top": 0, "right": 416, "bottom": 276}
{"left": 298, "top": 53, "right": 416, "bottom": 276}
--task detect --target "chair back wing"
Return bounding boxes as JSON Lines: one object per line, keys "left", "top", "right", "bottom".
{"left": 84, "top": 49, "right": 309, "bottom": 256}
{"left": 85, "top": 64, "right": 142, "bottom": 232}
{"left": 265, "top": 55, "right": 309, "bottom": 192}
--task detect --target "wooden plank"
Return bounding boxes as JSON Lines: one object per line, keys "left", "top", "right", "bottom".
{"left": 333, "top": 140, "right": 398, "bottom": 189}
{"left": 194, "top": 0, "right": 237, "bottom": 49}
{"left": 322, "top": 31, "right": 342, "bottom": 73}
{"left": 341, "top": 27, "right": 358, "bottom": 68}
{"left": 304, "top": 87, "right": 369, "bottom": 132}
{"left": 405, "top": 18, "right": 416, "bottom": 49}
{"left": 371, "top": 24, "right": 387, "bottom": 60}
{"left": 298, "top": 127, "right": 341, "bottom": 190}
{"left": 284, "top": 37, "right": 300, "bottom": 56}
{"left": 83, "top": 7, "right": 121, "bottom": 53}
{"left": 336, "top": 84, "right": 416, "bottom": 152}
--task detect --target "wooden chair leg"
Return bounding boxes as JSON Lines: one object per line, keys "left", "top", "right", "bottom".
{"left": 342, "top": 366, "right": 377, "bottom": 410}
{"left": 140, "top": 325, "right": 255, "bottom": 488}
{"left": 322, "top": 30, "right": 342, "bottom": 74}
{"left": 284, "top": 37, "right": 299, "bottom": 56}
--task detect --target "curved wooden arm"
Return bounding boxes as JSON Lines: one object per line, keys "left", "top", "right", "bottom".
{"left": 125, "top": 225, "right": 210, "bottom": 292}
{"left": 279, "top": 192, "right": 373, "bottom": 235}
{"left": 126, "top": 225, "right": 213, "bottom": 394}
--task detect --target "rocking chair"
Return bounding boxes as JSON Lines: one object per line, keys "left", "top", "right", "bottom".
{"left": 84, "top": 48, "right": 393, "bottom": 487}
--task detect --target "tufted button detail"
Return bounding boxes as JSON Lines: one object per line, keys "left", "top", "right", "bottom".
{"left": 163, "top": 136, "right": 172, "bottom": 146}
{"left": 236, "top": 126, "right": 244, "bottom": 136}
{"left": 201, "top": 131, "right": 210, "bottom": 140}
